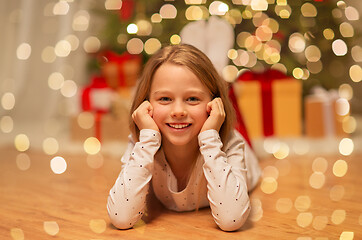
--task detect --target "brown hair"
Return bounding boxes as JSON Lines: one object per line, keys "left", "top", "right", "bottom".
{"left": 129, "top": 44, "right": 235, "bottom": 143}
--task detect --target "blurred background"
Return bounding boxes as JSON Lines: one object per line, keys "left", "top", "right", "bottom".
{"left": 0, "top": 0, "right": 361, "bottom": 158}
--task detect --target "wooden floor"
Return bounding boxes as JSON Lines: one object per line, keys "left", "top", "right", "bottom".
{"left": 0, "top": 145, "right": 361, "bottom": 240}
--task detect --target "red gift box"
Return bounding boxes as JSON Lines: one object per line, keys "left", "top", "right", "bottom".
{"left": 101, "top": 51, "right": 142, "bottom": 89}
{"left": 233, "top": 69, "right": 302, "bottom": 139}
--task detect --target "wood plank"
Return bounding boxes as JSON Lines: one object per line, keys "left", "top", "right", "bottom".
{"left": 0, "top": 146, "right": 361, "bottom": 239}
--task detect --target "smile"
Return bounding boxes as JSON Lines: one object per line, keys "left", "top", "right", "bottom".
{"left": 167, "top": 123, "right": 191, "bottom": 129}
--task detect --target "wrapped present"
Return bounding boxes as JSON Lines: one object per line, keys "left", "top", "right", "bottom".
{"left": 233, "top": 69, "right": 302, "bottom": 139}
{"left": 70, "top": 112, "right": 129, "bottom": 143}
{"left": 228, "top": 85, "right": 252, "bottom": 148}
{"left": 101, "top": 51, "right": 142, "bottom": 90}
{"left": 304, "top": 87, "right": 348, "bottom": 138}
{"left": 81, "top": 75, "right": 116, "bottom": 113}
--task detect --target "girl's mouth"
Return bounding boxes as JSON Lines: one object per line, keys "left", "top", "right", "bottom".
{"left": 167, "top": 123, "right": 191, "bottom": 129}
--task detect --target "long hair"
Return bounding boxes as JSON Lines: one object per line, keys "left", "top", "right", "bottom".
{"left": 129, "top": 44, "right": 235, "bottom": 143}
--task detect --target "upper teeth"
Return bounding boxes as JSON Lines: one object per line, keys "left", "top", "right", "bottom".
{"left": 169, "top": 124, "right": 189, "bottom": 129}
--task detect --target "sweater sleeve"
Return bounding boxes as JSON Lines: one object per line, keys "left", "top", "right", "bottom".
{"left": 107, "top": 129, "right": 161, "bottom": 229}
{"left": 198, "top": 129, "right": 251, "bottom": 231}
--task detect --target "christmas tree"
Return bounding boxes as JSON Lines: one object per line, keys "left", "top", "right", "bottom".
{"left": 88, "top": 0, "right": 360, "bottom": 104}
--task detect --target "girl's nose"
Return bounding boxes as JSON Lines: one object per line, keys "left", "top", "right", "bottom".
{"left": 171, "top": 102, "right": 187, "bottom": 118}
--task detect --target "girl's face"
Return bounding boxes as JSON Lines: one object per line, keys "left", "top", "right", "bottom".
{"left": 149, "top": 63, "right": 212, "bottom": 148}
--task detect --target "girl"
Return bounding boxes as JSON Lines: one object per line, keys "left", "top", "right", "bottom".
{"left": 107, "top": 44, "right": 261, "bottom": 231}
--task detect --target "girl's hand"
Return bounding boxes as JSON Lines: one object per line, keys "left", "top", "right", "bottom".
{"left": 201, "top": 97, "right": 225, "bottom": 133}
{"left": 132, "top": 101, "right": 159, "bottom": 132}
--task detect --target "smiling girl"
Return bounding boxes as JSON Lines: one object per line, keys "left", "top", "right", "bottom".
{"left": 107, "top": 44, "right": 261, "bottom": 231}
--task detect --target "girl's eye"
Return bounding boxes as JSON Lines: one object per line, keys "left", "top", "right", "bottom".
{"left": 187, "top": 97, "right": 200, "bottom": 102}
{"left": 159, "top": 97, "right": 171, "bottom": 102}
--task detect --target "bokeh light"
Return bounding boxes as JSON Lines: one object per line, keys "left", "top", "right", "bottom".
{"left": 340, "top": 232, "right": 354, "bottom": 240}
{"left": 309, "top": 172, "right": 325, "bottom": 189}
{"left": 41, "top": 46, "right": 56, "bottom": 63}
{"left": 0, "top": 116, "right": 14, "bottom": 133}
{"left": 209, "top": 1, "right": 229, "bottom": 15}
{"left": 333, "top": 159, "right": 348, "bottom": 177}
{"left": 144, "top": 38, "right": 161, "bottom": 55}
{"left": 260, "top": 177, "right": 278, "bottom": 194}
{"left": 105, "top": 0, "right": 122, "bottom": 10}
{"left": 275, "top": 198, "right": 292, "bottom": 214}
{"left": 77, "top": 111, "right": 94, "bottom": 129}
{"left": 50, "top": 156, "right": 67, "bottom": 174}
{"left": 48, "top": 72, "right": 65, "bottom": 90}
{"left": 312, "top": 216, "right": 328, "bottom": 230}
{"left": 126, "top": 38, "right": 143, "bottom": 54}
{"left": 53, "top": 1, "right": 69, "bottom": 15}
{"left": 16, "top": 153, "right": 31, "bottom": 171}
{"left": 351, "top": 45, "right": 362, "bottom": 62}
{"left": 312, "top": 157, "right": 328, "bottom": 173}
{"left": 294, "top": 195, "right": 311, "bottom": 212}
{"left": 55, "top": 40, "right": 71, "bottom": 57}
{"left": 332, "top": 39, "right": 348, "bottom": 56}
{"left": 301, "top": 3, "right": 317, "bottom": 17}
{"left": 342, "top": 116, "right": 357, "bottom": 134}
{"left": 222, "top": 65, "right": 238, "bottom": 83}
{"left": 60, "top": 80, "right": 77, "bottom": 98}
{"left": 251, "top": 0, "right": 268, "bottom": 11}
{"left": 89, "top": 219, "right": 107, "bottom": 233}
{"left": 137, "top": 20, "right": 152, "bottom": 36}
{"left": 349, "top": 65, "right": 361, "bottom": 82}
{"left": 335, "top": 98, "right": 350, "bottom": 116}
{"left": 84, "top": 137, "right": 101, "bottom": 155}
{"left": 330, "top": 185, "right": 345, "bottom": 201}
{"left": 17, "top": 43, "right": 31, "bottom": 60}
{"left": 338, "top": 84, "right": 353, "bottom": 100}
{"left": 339, "top": 22, "right": 354, "bottom": 38}
{"left": 10, "top": 228, "right": 24, "bottom": 240}
{"left": 331, "top": 209, "right": 346, "bottom": 225}
{"left": 160, "top": 4, "right": 177, "bottom": 19}
{"left": 1, "top": 92, "right": 15, "bottom": 110}
{"left": 296, "top": 212, "right": 313, "bottom": 228}
{"left": 42, "top": 137, "right": 59, "bottom": 155}
{"left": 83, "top": 36, "right": 101, "bottom": 53}
{"left": 65, "top": 34, "right": 80, "bottom": 51}
{"left": 127, "top": 23, "right": 138, "bottom": 34}
{"left": 288, "top": 33, "right": 305, "bottom": 53}
{"left": 249, "top": 198, "right": 263, "bottom": 222}
{"left": 72, "top": 10, "right": 90, "bottom": 31}
{"left": 43, "top": 221, "right": 59, "bottom": 236}
{"left": 305, "top": 45, "right": 321, "bottom": 62}
{"left": 345, "top": 6, "right": 359, "bottom": 21}
{"left": 272, "top": 142, "right": 289, "bottom": 159}
{"left": 323, "top": 28, "right": 335, "bottom": 40}
{"left": 14, "top": 134, "right": 30, "bottom": 152}
{"left": 170, "top": 34, "right": 181, "bottom": 45}
{"left": 338, "top": 138, "right": 354, "bottom": 156}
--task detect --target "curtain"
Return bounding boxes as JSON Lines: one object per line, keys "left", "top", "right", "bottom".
{"left": 0, "top": 0, "right": 103, "bottom": 148}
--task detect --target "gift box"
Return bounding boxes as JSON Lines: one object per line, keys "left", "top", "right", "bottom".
{"left": 70, "top": 112, "right": 130, "bottom": 143}
{"left": 101, "top": 51, "right": 142, "bottom": 90}
{"left": 304, "top": 87, "right": 348, "bottom": 138}
{"left": 81, "top": 75, "right": 115, "bottom": 113}
{"left": 233, "top": 69, "right": 302, "bottom": 139}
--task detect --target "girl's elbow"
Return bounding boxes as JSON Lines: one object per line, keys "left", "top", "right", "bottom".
{"left": 217, "top": 206, "right": 251, "bottom": 231}
{"left": 109, "top": 215, "right": 134, "bottom": 230}
{"left": 107, "top": 203, "right": 135, "bottom": 229}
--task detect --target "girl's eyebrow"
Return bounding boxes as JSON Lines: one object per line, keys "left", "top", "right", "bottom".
{"left": 151, "top": 89, "right": 208, "bottom": 96}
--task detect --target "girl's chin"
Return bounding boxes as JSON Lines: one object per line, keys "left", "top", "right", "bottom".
{"left": 162, "top": 136, "right": 198, "bottom": 147}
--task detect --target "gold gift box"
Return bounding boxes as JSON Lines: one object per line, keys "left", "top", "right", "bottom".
{"left": 234, "top": 79, "right": 302, "bottom": 139}
{"left": 304, "top": 95, "right": 348, "bottom": 138}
